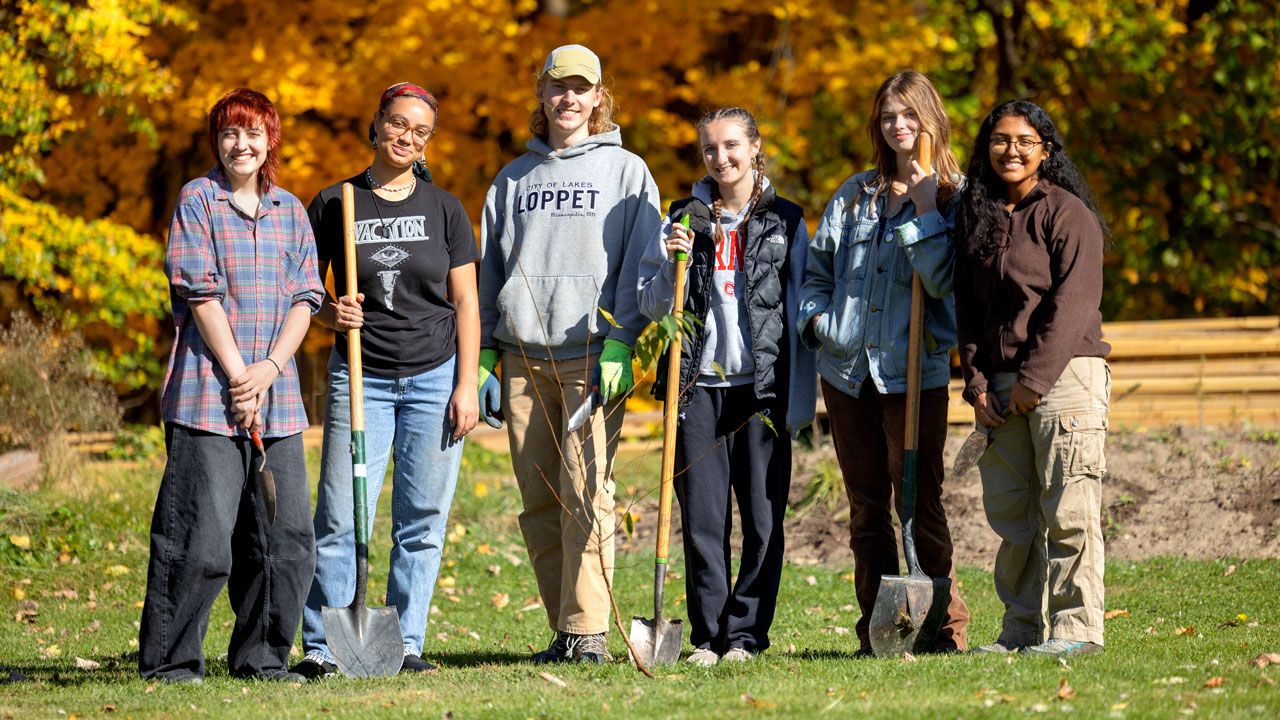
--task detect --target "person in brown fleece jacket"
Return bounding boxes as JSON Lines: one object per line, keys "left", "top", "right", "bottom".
{"left": 954, "top": 100, "right": 1111, "bottom": 658}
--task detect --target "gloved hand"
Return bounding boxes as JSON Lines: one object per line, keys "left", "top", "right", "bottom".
{"left": 478, "top": 348, "right": 503, "bottom": 429}
{"left": 597, "top": 338, "right": 635, "bottom": 403}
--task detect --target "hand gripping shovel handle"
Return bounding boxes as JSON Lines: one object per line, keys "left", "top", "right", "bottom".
{"left": 901, "top": 132, "right": 932, "bottom": 577}
{"left": 342, "top": 182, "right": 372, "bottom": 603}
{"left": 654, "top": 215, "right": 690, "bottom": 616}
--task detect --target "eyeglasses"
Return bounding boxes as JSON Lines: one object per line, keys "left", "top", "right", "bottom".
{"left": 989, "top": 137, "right": 1045, "bottom": 155}
{"left": 382, "top": 113, "right": 434, "bottom": 143}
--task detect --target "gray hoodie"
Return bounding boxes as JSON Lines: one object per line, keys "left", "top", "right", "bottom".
{"left": 479, "top": 128, "right": 662, "bottom": 359}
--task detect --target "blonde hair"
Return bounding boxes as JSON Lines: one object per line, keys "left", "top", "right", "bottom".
{"left": 867, "top": 71, "right": 961, "bottom": 207}
{"left": 528, "top": 75, "right": 617, "bottom": 141}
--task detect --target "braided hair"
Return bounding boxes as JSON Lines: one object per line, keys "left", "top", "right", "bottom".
{"left": 957, "top": 100, "right": 1109, "bottom": 259}
{"left": 368, "top": 82, "right": 437, "bottom": 183}
{"left": 695, "top": 107, "right": 767, "bottom": 241}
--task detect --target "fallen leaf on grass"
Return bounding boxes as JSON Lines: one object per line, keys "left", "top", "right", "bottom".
{"left": 40, "top": 644, "right": 61, "bottom": 658}
{"left": 1252, "top": 653, "right": 1280, "bottom": 668}
{"left": 1104, "top": 609, "right": 1129, "bottom": 619}
{"left": 8, "top": 535, "right": 30, "bottom": 549}
{"left": 103, "top": 705, "right": 116, "bottom": 712}
{"left": 901, "top": 652, "right": 917, "bottom": 663}
{"left": 1153, "top": 676, "right": 1187, "bottom": 685}
{"left": 1058, "top": 678, "right": 1077, "bottom": 700}
{"left": 538, "top": 671, "right": 567, "bottom": 688}
{"left": 1111, "top": 702, "right": 1128, "bottom": 710}
{"left": 473, "top": 482, "right": 489, "bottom": 498}
{"left": 145, "top": 684, "right": 155, "bottom": 694}
{"left": 740, "top": 693, "right": 776, "bottom": 708}
{"left": 1204, "top": 677, "right": 1226, "bottom": 688}
{"left": 491, "top": 592, "right": 509, "bottom": 610}
{"left": 822, "top": 625, "right": 849, "bottom": 635}
{"left": 1224, "top": 564, "right": 1236, "bottom": 576}
{"left": 487, "top": 564, "right": 501, "bottom": 577}
{"left": 52, "top": 589, "right": 78, "bottom": 600}
{"left": 804, "top": 576, "right": 817, "bottom": 586}
{"left": 519, "top": 601, "right": 543, "bottom": 613}
{"left": 476, "top": 543, "right": 492, "bottom": 555}
{"left": 75, "top": 657, "right": 101, "bottom": 671}
{"left": 1174, "top": 626, "right": 1197, "bottom": 636}
{"left": 8, "top": 587, "right": 24, "bottom": 600}
{"left": 105, "top": 565, "right": 130, "bottom": 576}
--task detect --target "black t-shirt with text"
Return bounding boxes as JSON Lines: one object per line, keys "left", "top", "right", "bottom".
{"left": 309, "top": 173, "right": 479, "bottom": 378}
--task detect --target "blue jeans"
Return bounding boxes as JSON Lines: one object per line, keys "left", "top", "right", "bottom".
{"left": 301, "top": 349, "right": 464, "bottom": 661}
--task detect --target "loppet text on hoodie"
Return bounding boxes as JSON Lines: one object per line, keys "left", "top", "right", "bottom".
{"left": 479, "top": 128, "right": 663, "bottom": 360}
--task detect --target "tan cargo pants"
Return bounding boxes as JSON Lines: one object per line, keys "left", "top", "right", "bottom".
{"left": 502, "top": 351, "right": 623, "bottom": 635}
{"left": 979, "top": 356, "right": 1110, "bottom": 647}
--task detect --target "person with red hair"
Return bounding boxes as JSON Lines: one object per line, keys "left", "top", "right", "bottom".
{"left": 139, "top": 88, "right": 323, "bottom": 684}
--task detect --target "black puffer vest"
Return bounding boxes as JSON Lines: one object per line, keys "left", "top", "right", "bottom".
{"left": 652, "top": 184, "right": 806, "bottom": 406}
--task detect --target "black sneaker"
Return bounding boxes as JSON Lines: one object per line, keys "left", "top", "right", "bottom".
{"left": 400, "top": 653, "right": 439, "bottom": 674}
{"left": 566, "top": 632, "right": 612, "bottom": 663}
{"left": 531, "top": 631, "right": 572, "bottom": 664}
{"left": 289, "top": 656, "right": 338, "bottom": 680}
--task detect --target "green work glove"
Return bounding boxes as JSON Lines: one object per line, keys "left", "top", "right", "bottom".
{"left": 597, "top": 338, "right": 634, "bottom": 403}
{"left": 478, "top": 348, "right": 503, "bottom": 429}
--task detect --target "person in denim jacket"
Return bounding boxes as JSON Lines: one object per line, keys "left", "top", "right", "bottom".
{"left": 796, "top": 71, "right": 969, "bottom": 655}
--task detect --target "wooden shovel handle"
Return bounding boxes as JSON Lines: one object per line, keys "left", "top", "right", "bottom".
{"left": 342, "top": 183, "right": 364, "bottom": 432}
{"left": 655, "top": 218, "right": 690, "bottom": 563}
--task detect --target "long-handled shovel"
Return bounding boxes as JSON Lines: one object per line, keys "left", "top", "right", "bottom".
{"left": 629, "top": 215, "right": 689, "bottom": 665}
{"left": 869, "top": 134, "right": 952, "bottom": 657}
{"left": 322, "top": 182, "right": 404, "bottom": 678}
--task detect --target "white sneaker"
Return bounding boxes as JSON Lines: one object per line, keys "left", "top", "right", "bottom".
{"left": 720, "top": 647, "right": 754, "bottom": 663}
{"left": 685, "top": 648, "right": 718, "bottom": 667}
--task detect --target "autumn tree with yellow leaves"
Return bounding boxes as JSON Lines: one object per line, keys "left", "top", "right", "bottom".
{"left": 3, "top": 0, "right": 1278, "bottom": 409}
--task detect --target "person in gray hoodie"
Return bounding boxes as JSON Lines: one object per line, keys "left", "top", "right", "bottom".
{"left": 636, "top": 107, "right": 815, "bottom": 666}
{"left": 476, "top": 44, "right": 662, "bottom": 664}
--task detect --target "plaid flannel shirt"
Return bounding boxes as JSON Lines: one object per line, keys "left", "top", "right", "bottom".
{"left": 160, "top": 167, "right": 323, "bottom": 437}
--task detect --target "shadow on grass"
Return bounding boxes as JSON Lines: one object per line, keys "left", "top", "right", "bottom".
{"left": 430, "top": 649, "right": 539, "bottom": 667}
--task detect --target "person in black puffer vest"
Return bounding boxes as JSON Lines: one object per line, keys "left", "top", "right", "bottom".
{"left": 637, "top": 107, "right": 816, "bottom": 666}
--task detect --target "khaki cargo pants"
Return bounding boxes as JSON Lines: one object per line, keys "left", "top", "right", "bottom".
{"left": 979, "top": 356, "right": 1110, "bottom": 647}
{"left": 502, "top": 351, "right": 623, "bottom": 635}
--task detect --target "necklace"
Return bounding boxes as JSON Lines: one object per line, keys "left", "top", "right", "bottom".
{"left": 366, "top": 167, "right": 416, "bottom": 193}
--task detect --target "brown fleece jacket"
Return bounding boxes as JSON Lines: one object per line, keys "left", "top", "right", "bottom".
{"left": 955, "top": 180, "right": 1110, "bottom": 404}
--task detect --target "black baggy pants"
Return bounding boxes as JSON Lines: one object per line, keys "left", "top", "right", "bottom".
{"left": 139, "top": 423, "right": 315, "bottom": 681}
{"left": 673, "top": 384, "right": 790, "bottom": 654}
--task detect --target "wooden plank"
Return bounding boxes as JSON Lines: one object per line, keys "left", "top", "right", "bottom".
{"left": 1108, "top": 357, "right": 1280, "bottom": 379}
{"left": 1105, "top": 334, "right": 1280, "bottom": 358}
{"left": 1101, "top": 316, "right": 1278, "bottom": 335}
{"left": 1109, "top": 376, "right": 1280, "bottom": 394}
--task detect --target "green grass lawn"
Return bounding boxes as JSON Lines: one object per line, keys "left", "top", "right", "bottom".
{"left": 1, "top": 442, "right": 1278, "bottom": 719}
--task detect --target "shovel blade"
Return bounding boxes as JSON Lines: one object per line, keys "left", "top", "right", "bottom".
{"left": 322, "top": 604, "right": 404, "bottom": 678}
{"left": 628, "top": 615, "right": 684, "bottom": 666}
{"left": 868, "top": 573, "right": 951, "bottom": 658}
{"left": 951, "top": 428, "right": 991, "bottom": 477}
{"left": 258, "top": 469, "right": 277, "bottom": 525}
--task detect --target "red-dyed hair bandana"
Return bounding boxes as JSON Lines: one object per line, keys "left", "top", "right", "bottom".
{"left": 380, "top": 82, "right": 438, "bottom": 113}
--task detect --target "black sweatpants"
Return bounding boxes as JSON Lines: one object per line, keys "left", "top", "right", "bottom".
{"left": 673, "top": 383, "right": 790, "bottom": 654}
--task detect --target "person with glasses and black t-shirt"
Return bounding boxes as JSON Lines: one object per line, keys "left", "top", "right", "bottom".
{"left": 295, "top": 82, "right": 480, "bottom": 678}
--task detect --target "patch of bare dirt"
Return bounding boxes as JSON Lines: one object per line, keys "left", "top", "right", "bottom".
{"left": 617, "top": 425, "right": 1280, "bottom": 570}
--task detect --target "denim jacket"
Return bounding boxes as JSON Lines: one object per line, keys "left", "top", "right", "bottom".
{"left": 796, "top": 170, "right": 958, "bottom": 397}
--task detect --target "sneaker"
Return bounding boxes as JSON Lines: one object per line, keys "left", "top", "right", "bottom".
{"left": 565, "top": 632, "right": 612, "bottom": 663}
{"left": 400, "top": 653, "right": 439, "bottom": 674}
{"left": 720, "top": 647, "right": 754, "bottom": 663}
{"left": 1026, "top": 638, "right": 1103, "bottom": 657}
{"left": 258, "top": 669, "right": 307, "bottom": 683}
{"left": 289, "top": 655, "right": 338, "bottom": 681}
{"left": 970, "top": 640, "right": 1027, "bottom": 655}
{"left": 531, "top": 631, "right": 572, "bottom": 664}
{"left": 685, "top": 648, "right": 719, "bottom": 667}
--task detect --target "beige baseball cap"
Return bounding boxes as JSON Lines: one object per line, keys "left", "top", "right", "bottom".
{"left": 541, "top": 44, "right": 602, "bottom": 84}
